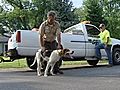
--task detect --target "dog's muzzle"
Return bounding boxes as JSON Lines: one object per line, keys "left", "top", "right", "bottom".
{"left": 64, "top": 51, "right": 74, "bottom": 59}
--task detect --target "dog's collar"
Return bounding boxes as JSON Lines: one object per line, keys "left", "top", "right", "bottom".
{"left": 57, "top": 50, "right": 64, "bottom": 56}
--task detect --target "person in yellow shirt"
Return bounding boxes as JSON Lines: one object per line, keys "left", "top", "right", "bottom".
{"left": 95, "top": 24, "right": 113, "bottom": 67}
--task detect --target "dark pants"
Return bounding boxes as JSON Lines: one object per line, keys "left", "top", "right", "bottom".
{"left": 42, "top": 40, "right": 62, "bottom": 73}
{"left": 44, "top": 40, "right": 57, "bottom": 56}
{"left": 95, "top": 42, "right": 113, "bottom": 65}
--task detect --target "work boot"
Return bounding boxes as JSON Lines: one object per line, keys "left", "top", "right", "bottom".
{"left": 57, "top": 70, "right": 64, "bottom": 74}
{"left": 107, "top": 64, "right": 113, "bottom": 67}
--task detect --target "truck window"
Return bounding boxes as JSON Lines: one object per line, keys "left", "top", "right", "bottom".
{"left": 64, "top": 24, "right": 83, "bottom": 35}
{"left": 85, "top": 25, "right": 100, "bottom": 37}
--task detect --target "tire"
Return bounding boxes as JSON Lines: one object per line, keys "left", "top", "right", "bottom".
{"left": 26, "top": 57, "right": 37, "bottom": 69}
{"left": 112, "top": 48, "right": 120, "bottom": 65}
{"left": 87, "top": 60, "right": 99, "bottom": 66}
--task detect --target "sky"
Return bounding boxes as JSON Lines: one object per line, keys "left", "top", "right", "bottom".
{"left": 71, "top": 0, "right": 83, "bottom": 8}
{"left": 0, "top": 0, "right": 84, "bottom": 9}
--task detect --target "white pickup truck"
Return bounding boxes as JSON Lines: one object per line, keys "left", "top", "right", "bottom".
{"left": 7, "top": 23, "right": 120, "bottom": 69}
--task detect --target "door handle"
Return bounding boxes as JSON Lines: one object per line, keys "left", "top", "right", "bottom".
{"left": 88, "top": 39, "right": 92, "bottom": 42}
{"left": 88, "top": 39, "right": 96, "bottom": 44}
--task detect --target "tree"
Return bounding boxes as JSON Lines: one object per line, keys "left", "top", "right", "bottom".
{"left": 0, "top": 0, "right": 34, "bottom": 32}
{"left": 83, "top": 0, "right": 105, "bottom": 27}
{"left": 0, "top": 0, "right": 53, "bottom": 33}
{"left": 102, "top": 0, "right": 120, "bottom": 39}
{"left": 45, "top": 0, "right": 79, "bottom": 31}
{"left": 83, "top": 0, "right": 120, "bottom": 39}
{"left": 74, "top": 7, "right": 86, "bottom": 22}
{"left": 0, "top": 0, "right": 79, "bottom": 34}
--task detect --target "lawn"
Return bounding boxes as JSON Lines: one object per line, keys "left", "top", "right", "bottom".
{"left": 0, "top": 57, "right": 27, "bottom": 68}
{"left": 0, "top": 56, "right": 107, "bottom": 68}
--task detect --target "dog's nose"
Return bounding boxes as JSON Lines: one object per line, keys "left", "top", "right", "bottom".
{"left": 71, "top": 51, "right": 74, "bottom": 54}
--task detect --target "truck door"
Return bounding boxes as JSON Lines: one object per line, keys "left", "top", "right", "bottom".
{"left": 62, "top": 24, "right": 85, "bottom": 57}
{"left": 85, "top": 24, "right": 100, "bottom": 57}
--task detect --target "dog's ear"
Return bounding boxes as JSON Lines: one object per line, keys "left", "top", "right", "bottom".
{"left": 63, "top": 49, "right": 70, "bottom": 54}
{"left": 58, "top": 49, "right": 70, "bottom": 56}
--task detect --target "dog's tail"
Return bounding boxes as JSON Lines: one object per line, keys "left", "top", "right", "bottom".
{"left": 30, "top": 52, "right": 38, "bottom": 67}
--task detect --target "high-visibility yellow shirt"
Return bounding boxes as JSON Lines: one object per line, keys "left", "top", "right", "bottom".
{"left": 98, "top": 29, "right": 112, "bottom": 45}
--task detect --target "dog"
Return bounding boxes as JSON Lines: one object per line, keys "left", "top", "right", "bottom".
{"left": 44, "top": 49, "right": 74, "bottom": 77}
{"left": 31, "top": 49, "right": 74, "bottom": 76}
{"left": 30, "top": 49, "right": 49, "bottom": 76}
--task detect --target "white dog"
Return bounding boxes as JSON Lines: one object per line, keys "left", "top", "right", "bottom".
{"left": 44, "top": 49, "right": 73, "bottom": 77}
{"left": 31, "top": 49, "right": 73, "bottom": 77}
{"left": 30, "top": 49, "right": 49, "bottom": 76}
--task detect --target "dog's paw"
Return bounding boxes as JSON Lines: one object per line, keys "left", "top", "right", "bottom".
{"left": 51, "top": 73, "right": 56, "bottom": 76}
{"left": 50, "top": 72, "right": 56, "bottom": 76}
{"left": 44, "top": 74, "right": 48, "bottom": 77}
{"left": 37, "top": 72, "right": 43, "bottom": 76}
{"left": 37, "top": 74, "right": 41, "bottom": 77}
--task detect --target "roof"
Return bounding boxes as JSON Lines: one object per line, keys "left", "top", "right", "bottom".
{"left": 0, "top": 36, "right": 9, "bottom": 43}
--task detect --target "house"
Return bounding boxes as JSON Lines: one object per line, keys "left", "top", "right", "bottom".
{"left": 0, "top": 36, "right": 9, "bottom": 56}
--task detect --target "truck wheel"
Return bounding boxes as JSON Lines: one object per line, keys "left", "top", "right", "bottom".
{"left": 112, "top": 48, "right": 120, "bottom": 65}
{"left": 87, "top": 60, "right": 99, "bottom": 66}
{"left": 26, "top": 57, "right": 37, "bottom": 69}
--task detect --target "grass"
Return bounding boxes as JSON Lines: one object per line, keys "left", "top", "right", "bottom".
{"left": 0, "top": 57, "right": 27, "bottom": 68}
{"left": 63, "top": 60, "right": 107, "bottom": 65}
{"left": 63, "top": 61, "right": 87, "bottom": 65}
{"left": 0, "top": 56, "right": 108, "bottom": 68}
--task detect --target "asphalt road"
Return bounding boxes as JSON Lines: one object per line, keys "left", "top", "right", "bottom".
{"left": 0, "top": 65, "right": 120, "bottom": 90}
